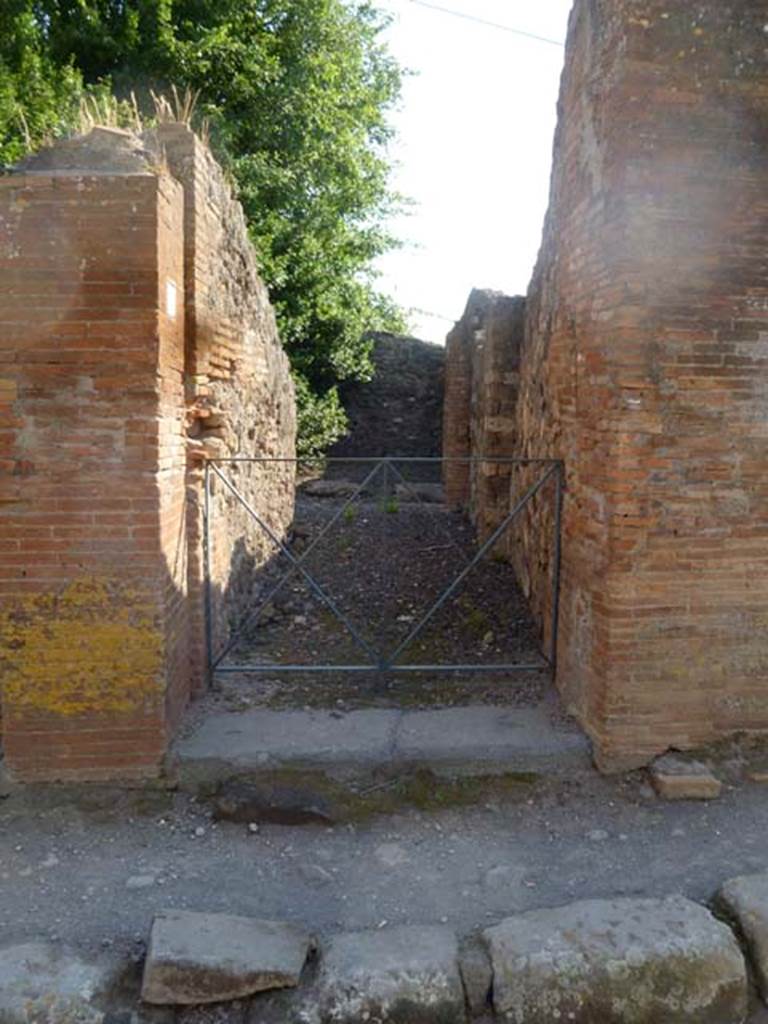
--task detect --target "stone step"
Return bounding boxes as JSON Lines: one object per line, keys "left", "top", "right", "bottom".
{"left": 174, "top": 704, "right": 592, "bottom": 820}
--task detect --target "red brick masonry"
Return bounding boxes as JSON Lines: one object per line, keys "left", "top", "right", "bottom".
{"left": 517, "top": 0, "right": 768, "bottom": 769}
{"left": 0, "top": 126, "right": 295, "bottom": 781}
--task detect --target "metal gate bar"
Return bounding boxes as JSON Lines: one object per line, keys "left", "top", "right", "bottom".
{"left": 203, "top": 457, "right": 564, "bottom": 679}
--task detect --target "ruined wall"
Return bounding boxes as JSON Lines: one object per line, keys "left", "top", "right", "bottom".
{"left": 329, "top": 332, "right": 444, "bottom": 465}
{"left": 442, "top": 290, "right": 525, "bottom": 538}
{"left": 0, "top": 125, "right": 295, "bottom": 781}
{"left": 158, "top": 125, "right": 295, "bottom": 691}
{"left": 517, "top": 0, "right": 768, "bottom": 769}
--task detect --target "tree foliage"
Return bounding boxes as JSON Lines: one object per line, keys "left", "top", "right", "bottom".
{"left": 0, "top": 0, "right": 406, "bottom": 454}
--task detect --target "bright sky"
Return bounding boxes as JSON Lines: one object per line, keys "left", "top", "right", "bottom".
{"left": 373, "top": 0, "right": 573, "bottom": 342}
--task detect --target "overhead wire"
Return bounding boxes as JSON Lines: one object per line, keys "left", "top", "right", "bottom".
{"left": 410, "top": 307, "right": 457, "bottom": 323}
{"left": 404, "top": 0, "right": 566, "bottom": 47}
{"left": 386, "top": 1, "right": 564, "bottom": 333}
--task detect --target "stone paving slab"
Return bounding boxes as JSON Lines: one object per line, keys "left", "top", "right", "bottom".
{"left": 483, "top": 896, "right": 747, "bottom": 1024}
{"left": 177, "top": 704, "right": 591, "bottom": 787}
{"left": 141, "top": 910, "right": 310, "bottom": 1005}
{"left": 719, "top": 871, "right": 768, "bottom": 1000}
{"left": 312, "top": 925, "right": 465, "bottom": 1024}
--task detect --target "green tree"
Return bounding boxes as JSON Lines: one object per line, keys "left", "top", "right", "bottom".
{"left": 0, "top": 3, "right": 85, "bottom": 165}
{"left": 0, "top": 0, "right": 406, "bottom": 454}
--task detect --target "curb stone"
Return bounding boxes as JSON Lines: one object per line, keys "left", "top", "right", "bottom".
{"left": 2, "top": 897, "right": 757, "bottom": 1023}
{"left": 312, "top": 925, "right": 465, "bottom": 1024}
{"left": 718, "top": 871, "right": 768, "bottom": 1001}
{"left": 482, "top": 896, "right": 747, "bottom": 1024}
{"left": 141, "top": 911, "right": 310, "bottom": 1006}
{"left": 0, "top": 941, "right": 124, "bottom": 1024}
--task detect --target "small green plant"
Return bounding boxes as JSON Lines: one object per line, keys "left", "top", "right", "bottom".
{"left": 343, "top": 504, "right": 358, "bottom": 523}
{"left": 383, "top": 498, "right": 399, "bottom": 514}
{"left": 459, "top": 598, "right": 489, "bottom": 635}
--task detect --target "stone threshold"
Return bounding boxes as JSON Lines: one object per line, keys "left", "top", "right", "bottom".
{"left": 175, "top": 703, "right": 592, "bottom": 788}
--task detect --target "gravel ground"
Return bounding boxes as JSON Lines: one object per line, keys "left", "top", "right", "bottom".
{"left": 216, "top": 489, "right": 549, "bottom": 710}
{"left": 3, "top": 766, "right": 768, "bottom": 964}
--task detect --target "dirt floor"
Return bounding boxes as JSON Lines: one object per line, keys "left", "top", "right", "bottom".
{"left": 215, "top": 480, "right": 550, "bottom": 710}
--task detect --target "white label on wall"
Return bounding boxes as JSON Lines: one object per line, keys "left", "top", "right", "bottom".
{"left": 166, "top": 279, "right": 177, "bottom": 319}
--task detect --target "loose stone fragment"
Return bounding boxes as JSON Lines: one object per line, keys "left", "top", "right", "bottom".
{"left": 482, "top": 896, "right": 747, "bottom": 1024}
{"left": 315, "top": 925, "right": 465, "bottom": 1023}
{"left": 301, "top": 479, "right": 364, "bottom": 498}
{"left": 141, "top": 911, "right": 310, "bottom": 1005}
{"left": 213, "top": 779, "right": 335, "bottom": 826}
{"left": 650, "top": 754, "right": 722, "bottom": 800}
{"left": 718, "top": 871, "right": 768, "bottom": 1000}
{"left": 0, "top": 941, "right": 120, "bottom": 1023}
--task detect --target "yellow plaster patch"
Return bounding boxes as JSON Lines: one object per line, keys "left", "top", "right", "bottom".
{"left": 0, "top": 577, "right": 164, "bottom": 716}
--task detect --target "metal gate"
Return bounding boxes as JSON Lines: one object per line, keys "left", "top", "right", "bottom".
{"left": 203, "top": 457, "right": 563, "bottom": 680}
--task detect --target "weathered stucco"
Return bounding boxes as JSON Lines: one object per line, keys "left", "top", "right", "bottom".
{"left": 0, "top": 578, "right": 164, "bottom": 718}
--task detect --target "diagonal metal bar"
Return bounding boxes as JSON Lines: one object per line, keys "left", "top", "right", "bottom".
{"left": 383, "top": 463, "right": 560, "bottom": 669}
{"left": 212, "top": 460, "right": 386, "bottom": 669}
{"left": 209, "top": 463, "right": 380, "bottom": 668}
{"left": 386, "top": 458, "right": 474, "bottom": 571}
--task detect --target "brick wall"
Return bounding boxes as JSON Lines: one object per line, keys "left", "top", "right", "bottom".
{"left": 157, "top": 125, "right": 295, "bottom": 693}
{"left": 516, "top": 0, "right": 768, "bottom": 769}
{"left": 0, "top": 156, "right": 185, "bottom": 781}
{"left": 0, "top": 125, "right": 295, "bottom": 781}
{"left": 442, "top": 290, "right": 525, "bottom": 538}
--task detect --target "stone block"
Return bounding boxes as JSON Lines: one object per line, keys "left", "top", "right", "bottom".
{"left": 0, "top": 942, "right": 121, "bottom": 1023}
{"left": 315, "top": 925, "right": 465, "bottom": 1023}
{"left": 141, "top": 911, "right": 310, "bottom": 1005}
{"left": 482, "top": 896, "right": 747, "bottom": 1024}
{"left": 651, "top": 755, "right": 722, "bottom": 800}
{"left": 718, "top": 871, "right": 768, "bottom": 1001}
